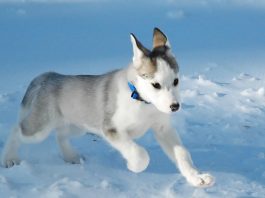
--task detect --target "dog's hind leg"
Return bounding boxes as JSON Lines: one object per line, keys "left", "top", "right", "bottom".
{"left": 1, "top": 125, "right": 22, "bottom": 168}
{"left": 2, "top": 105, "right": 55, "bottom": 168}
{"left": 56, "top": 126, "right": 83, "bottom": 164}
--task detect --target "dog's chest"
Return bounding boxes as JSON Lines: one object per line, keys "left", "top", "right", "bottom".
{"left": 112, "top": 97, "right": 155, "bottom": 138}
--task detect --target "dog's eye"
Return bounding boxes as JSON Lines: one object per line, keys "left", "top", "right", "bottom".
{"left": 173, "top": 78, "right": 179, "bottom": 86}
{"left": 152, "top": 82, "right": 161, "bottom": 89}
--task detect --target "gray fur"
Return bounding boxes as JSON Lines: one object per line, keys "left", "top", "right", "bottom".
{"left": 21, "top": 71, "right": 120, "bottom": 136}
{"left": 150, "top": 46, "right": 179, "bottom": 72}
{"left": 102, "top": 70, "right": 119, "bottom": 128}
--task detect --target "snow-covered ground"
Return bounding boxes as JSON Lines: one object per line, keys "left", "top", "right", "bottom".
{"left": 0, "top": 70, "right": 265, "bottom": 197}
{"left": 1, "top": 1, "right": 265, "bottom": 197}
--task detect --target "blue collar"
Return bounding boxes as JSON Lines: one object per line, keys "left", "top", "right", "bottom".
{"left": 127, "top": 82, "right": 150, "bottom": 104}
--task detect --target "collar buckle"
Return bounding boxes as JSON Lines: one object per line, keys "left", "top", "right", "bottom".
{"left": 127, "top": 82, "right": 150, "bottom": 104}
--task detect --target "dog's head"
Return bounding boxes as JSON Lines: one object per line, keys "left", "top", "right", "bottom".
{"left": 130, "top": 28, "right": 180, "bottom": 114}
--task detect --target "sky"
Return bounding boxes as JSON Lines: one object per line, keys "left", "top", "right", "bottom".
{"left": 0, "top": 0, "right": 264, "bottom": 91}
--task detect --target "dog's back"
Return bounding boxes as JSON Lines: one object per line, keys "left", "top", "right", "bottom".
{"left": 20, "top": 70, "right": 120, "bottom": 136}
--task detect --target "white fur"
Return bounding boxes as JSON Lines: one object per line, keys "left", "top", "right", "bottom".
{"left": 136, "top": 58, "right": 180, "bottom": 113}
{"left": 130, "top": 35, "right": 144, "bottom": 68}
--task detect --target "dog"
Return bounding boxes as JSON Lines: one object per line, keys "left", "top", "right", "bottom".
{"left": 1, "top": 28, "right": 214, "bottom": 187}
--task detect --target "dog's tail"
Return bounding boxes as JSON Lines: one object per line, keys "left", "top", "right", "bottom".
{"left": 21, "top": 72, "right": 51, "bottom": 108}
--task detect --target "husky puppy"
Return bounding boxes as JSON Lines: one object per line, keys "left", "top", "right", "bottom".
{"left": 2, "top": 28, "right": 214, "bottom": 187}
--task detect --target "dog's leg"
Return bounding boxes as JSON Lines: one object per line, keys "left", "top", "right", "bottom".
{"left": 2, "top": 105, "right": 56, "bottom": 168}
{"left": 153, "top": 123, "right": 214, "bottom": 187}
{"left": 56, "top": 126, "right": 83, "bottom": 164}
{"left": 1, "top": 125, "right": 22, "bottom": 168}
{"left": 103, "top": 129, "right": 150, "bottom": 173}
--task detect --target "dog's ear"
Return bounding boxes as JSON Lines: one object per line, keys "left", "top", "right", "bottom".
{"left": 153, "top": 27, "right": 171, "bottom": 48}
{"left": 130, "top": 33, "right": 150, "bottom": 63}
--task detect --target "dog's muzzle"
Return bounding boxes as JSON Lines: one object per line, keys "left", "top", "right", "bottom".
{"left": 170, "top": 103, "right": 180, "bottom": 112}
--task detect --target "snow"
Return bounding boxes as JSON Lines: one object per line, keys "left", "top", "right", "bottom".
{"left": 1, "top": 1, "right": 265, "bottom": 197}
{"left": 0, "top": 71, "right": 264, "bottom": 197}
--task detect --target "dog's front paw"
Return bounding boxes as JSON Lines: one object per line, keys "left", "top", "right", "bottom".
{"left": 187, "top": 173, "right": 215, "bottom": 187}
{"left": 127, "top": 146, "right": 150, "bottom": 173}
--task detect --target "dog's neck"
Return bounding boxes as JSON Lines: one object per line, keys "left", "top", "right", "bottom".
{"left": 126, "top": 65, "right": 150, "bottom": 104}
{"left": 127, "top": 82, "right": 150, "bottom": 104}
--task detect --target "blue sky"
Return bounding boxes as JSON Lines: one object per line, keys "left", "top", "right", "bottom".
{"left": 0, "top": 0, "right": 265, "bottom": 91}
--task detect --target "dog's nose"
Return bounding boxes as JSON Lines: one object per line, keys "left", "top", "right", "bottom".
{"left": 170, "top": 103, "right": 180, "bottom": 112}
